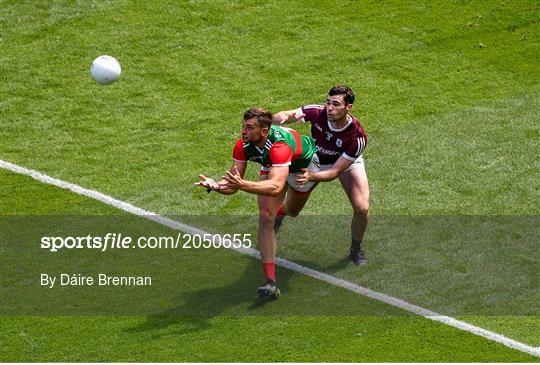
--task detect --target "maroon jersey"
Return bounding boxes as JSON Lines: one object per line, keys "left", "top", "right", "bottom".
{"left": 301, "top": 105, "right": 367, "bottom": 165}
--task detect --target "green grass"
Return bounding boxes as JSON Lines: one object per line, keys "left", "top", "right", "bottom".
{"left": 459, "top": 316, "right": 540, "bottom": 347}
{"left": 0, "top": 169, "right": 537, "bottom": 362}
{"left": 1, "top": 0, "right": 539, "bottom": 361}
{"left": 1, "top": 316, "right": 537, "bottom": 362}
{"left": 1, "top": 0, "right": 538, "bottom": 216}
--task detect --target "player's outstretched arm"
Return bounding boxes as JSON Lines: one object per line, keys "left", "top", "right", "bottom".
{"left": 222, "top": 165, "right": 288, "bottom": 197}
{"left": 272, "top": 108, "right": 305, "bottom": 125}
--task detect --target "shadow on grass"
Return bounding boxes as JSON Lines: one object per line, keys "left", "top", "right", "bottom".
{"left": 126, "top": 256, "right": 299, "bottom": 337}
{"left": 291, "top": 252, "right": 357, "bottom": 274}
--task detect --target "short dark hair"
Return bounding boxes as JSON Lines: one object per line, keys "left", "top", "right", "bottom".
{"left": 328, "top": 85, "right": 355, "bottom": 105}
{"left": 243, "top": 107, "right": 273, "bottom": 129}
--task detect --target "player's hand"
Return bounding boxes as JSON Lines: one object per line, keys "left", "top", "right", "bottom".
{"left": 194, "top": 175, "right": 220, "bottom": 191}
{"left": 295, "top": 168, "right": 310, "bottom": 187}
{"left": 222, "top": 166, "right": 244, "bottom": 189}
{"left": 272, "top": 113, "right": 288, "bottom": 124}
{"left": 273, "top": 111, "right": 305, "bottom": 124}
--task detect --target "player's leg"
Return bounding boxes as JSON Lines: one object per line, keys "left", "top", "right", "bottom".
{"left": 281, "top": 189, "right": 312, "bottom": 217}
{"left": 274, "top": 184, "right": 316, "bottom": 232}
{"left": 258, "top": 191, "right": 284, "bottom": 263}
{"left": 256, "top": 173, "right": 286, "bottom": 298}
{"left": 274, "top": 155, "right": 320, "bottom": 232}
{"left": 338, "top": 159, "right": 370, "bottom": 265}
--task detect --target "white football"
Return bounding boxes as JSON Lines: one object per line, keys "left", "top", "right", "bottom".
{"left": 91, "top": 55, "right": 121, "bottom": 85}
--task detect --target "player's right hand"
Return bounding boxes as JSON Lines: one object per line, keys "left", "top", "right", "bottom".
{"left": 272, "top": 113, "right": 288, "bottom": 124}
{"left": 194, "top": 175, "right": 220, "bottom": 190}
{"left": 295, "top": 168, "right": 309, "bottom": 187}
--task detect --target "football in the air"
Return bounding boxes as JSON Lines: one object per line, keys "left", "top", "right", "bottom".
{"left": 90, "top": 55, "right": 121, "bottom": 85}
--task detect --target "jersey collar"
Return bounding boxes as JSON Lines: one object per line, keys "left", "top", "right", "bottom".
{"left": 327, "top": 114, "right": 352, "bottom": 132}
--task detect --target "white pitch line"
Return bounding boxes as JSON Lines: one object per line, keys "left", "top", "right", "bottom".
{"left": 1, "top": 158, "right": 538, "bottom": 358}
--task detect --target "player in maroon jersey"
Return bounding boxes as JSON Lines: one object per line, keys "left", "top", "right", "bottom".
{"left": 273, "top": 85, "right": 370, "bottom": 265}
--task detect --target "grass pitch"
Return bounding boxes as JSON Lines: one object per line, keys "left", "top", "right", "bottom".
{"left": 1, "top": 0, "right": 539, "bottom": 362}
{"left": 1, "top": 169, "right": 537, "bottom": 362}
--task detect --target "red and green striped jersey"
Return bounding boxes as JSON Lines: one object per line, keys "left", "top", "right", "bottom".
{"left": 233, "top": 125, "right": 317, "bottom": 173}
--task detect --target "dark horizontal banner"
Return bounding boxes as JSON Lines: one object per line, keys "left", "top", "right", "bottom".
{"left": 0, "top": 215, "right": 537, "bottom": 316}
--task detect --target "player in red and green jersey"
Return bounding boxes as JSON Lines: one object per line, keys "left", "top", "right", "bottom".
{"left": 195, "top": 108, "right": 319, "bottom": 299}
{"left": 232, "top": 121, "right": 318, "bottom": 178}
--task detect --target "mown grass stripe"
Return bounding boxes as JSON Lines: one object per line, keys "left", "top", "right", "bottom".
{"left": 1, "top": 158, "right": 538, "bottom": 358}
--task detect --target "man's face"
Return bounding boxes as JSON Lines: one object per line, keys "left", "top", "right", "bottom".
{"left": 242, "top": 117, "right": 268, "bottom": 143}
{"left": 325, "top": 94, "right": 352, "bottom": 122}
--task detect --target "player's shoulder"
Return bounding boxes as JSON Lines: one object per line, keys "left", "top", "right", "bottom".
{"left": 233, "top": 137, "right": 249, "bottom": 161}
{"left": 302, "top": 104, "right": 325, "bottom": 115}
{"left": 268, "top": 140, "right": 293, "bottom": 164}
{"left": 234, "top": 137, "right": 250, "bottom": 148}
{"left": 348, "top": 115, "right": 367, "bottom": 136}
{"left": 302, "top": 104, "right": 326, "bottom": 122}
{"left": 269, "top": 124, "right": 285, "bottom": 139}
{"left": 270, "top": 124, "right": 297, "bottom": 138}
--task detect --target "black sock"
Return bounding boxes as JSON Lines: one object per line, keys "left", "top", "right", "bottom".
{"left": 350, "top": 239, "right": 362, "bottom": 251}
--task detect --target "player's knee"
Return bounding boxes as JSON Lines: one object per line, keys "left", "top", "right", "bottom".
{"left": 259, "top": 207, "right": 276, "bottom": 222}
{"left": 353, "top": 201, "right": 369, "bottom": 217}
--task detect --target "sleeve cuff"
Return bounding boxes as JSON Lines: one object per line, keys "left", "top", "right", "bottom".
{"left": 342, "top": 153, "right": 356, "bottom": 161}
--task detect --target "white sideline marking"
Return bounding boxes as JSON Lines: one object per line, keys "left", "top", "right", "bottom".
{"left": 1, "top": 158, "right": 538, "bottom": 358}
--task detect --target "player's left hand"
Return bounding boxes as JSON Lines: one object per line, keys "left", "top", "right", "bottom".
{"left": 222, "top": 166, "right": 244, "bottom": 189}
{"left": 295, "top": 168, "right": 310, "bottom": 187}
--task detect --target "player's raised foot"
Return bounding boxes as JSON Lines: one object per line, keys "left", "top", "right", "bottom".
{"left": 256, "top": 280, "right": 281, "bottom": 300}
{"left": 273, "top": 215, "right": 285, "bottom": 233}
{"left": 349, "top": 247, "right": 368, "bottom": 266}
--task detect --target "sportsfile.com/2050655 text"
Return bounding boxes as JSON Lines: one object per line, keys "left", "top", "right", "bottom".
{"left": 40, "top": 233, "right": 253, "bottom": 252}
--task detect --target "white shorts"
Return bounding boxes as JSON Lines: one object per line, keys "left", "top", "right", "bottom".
{"left": 320, "top": 154, "right": 365, "bottom": 173}
{"left": 260, "top": 154, "right": 320, "bottom": 193}
{"left": 286, "top": 155, "right": 320, "bottom": 193}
